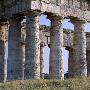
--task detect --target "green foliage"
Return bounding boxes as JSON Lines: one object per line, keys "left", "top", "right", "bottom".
{"left": 40, "top": 25, "right": 50, "bottom": 31}
{"left": 63, "top": 29, "right": 73, "bottom": 34}
{"left": 0, "top": 78, "right": 90, "bottom": 90}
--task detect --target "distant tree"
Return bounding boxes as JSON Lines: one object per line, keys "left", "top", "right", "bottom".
{"left": 64, "top": 71, "right": 69, "bottom": 79}
{"left": 40, "top": 25, "right": 50, "bottom": 31}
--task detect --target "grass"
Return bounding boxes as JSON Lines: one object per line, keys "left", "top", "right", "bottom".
{"left": 0, "top": 78, "right": 90, "bottom": 90}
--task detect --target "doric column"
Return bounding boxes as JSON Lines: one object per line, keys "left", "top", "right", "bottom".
{"left": 66, "top": 47, "right": 76, "bottom": 78}
{"left": 40, "top": 42, "right": 45, "bottom": 79}
{"left": 71, "top": 19, "right": 87, "bottom": 77}
{"left": 49, "top": 16, "right": 64, "bottom": 80}
{"left": 20, "top": 42, "right": 25, "bottom": 80}
{"left": 0, "top": 21, "right": 7, "bottom": 82}
{"left": 25, "top": 12, "right": 40, "bottom": 79}
{"left": 86, "top": 50, "right": 90, "bottom": 76}
{"left": 7, "top": 16, "right": 22, "bottom": 80}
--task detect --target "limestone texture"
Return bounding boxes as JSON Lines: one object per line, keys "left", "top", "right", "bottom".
{"left": 24, "top": 12, "right": 40, "bottom": 79}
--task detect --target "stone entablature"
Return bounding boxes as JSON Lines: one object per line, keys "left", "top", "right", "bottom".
{"left": 0, "top": 0, "right": 90, "bottom": 21}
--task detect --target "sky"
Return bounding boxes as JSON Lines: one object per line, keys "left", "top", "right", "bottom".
{"left": 40, "top": 15, "right": 90, "bottom": 74}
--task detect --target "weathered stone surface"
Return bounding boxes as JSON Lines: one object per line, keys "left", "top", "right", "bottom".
{"left": 0, "top": 0, "right": 90, "bottom": 21}
{"left": 40, "top": 42, "right": 45, "bottom": 79}
{"left": 87, "top": 50, "right": 90, "bottom": 76}
{"left": 71, "top": 20, "right": 87, "bottom": 77}
{"left": 49, "top": 16, "right": 64, "bottom": 80}
{"left": 7, "top": 17, "right": 22, "bottom": 80}
{"left": 86, "top": 33, "right": 90, "bottom": 76}
{"left": 0, "top": 21, "right": 7, "bottom": 82}
{"left": 20, "top": 43, "right": 25, "bottom": 80}
{"left": 24, "top": 12, "right": 40, "bottom": 79}
{"left": 66, "top": 47, "right": 76, "bottom": 78}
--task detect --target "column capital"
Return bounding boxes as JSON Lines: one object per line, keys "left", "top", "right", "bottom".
{"left": 47, "top": 15, "right": 64, "bottom": 31}
{"left": 26, "top": 11, "right": 41, "bottom": 17}
{"left": 70, "top": 19, "right": 86, "bottom": 25}
{"left": 47, "top": 13, "right": 63, "bottom": 21}
{"left": 8, "top": 15, "right": 24, "bottom": 24}
{"left": 0, "top": 18, "right": 8, "bottom": 26}
{"left": 70, "top": 19, "right": 86, "bottom": 32}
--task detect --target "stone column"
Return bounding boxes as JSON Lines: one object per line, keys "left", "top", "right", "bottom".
{"left": 66, "top": 47, "right": 76, "bottom": 78}
{"left": 25, "top": 12, "right": 40, "bottom": 79}
{"left": 71, "top": 19, "right": 87, "bottom": 77}
{"left": 49, "top": 16, "right": 64, "bottom": 80}
{"left": 7, "top": 16, "right": 22, "bottom": 80}
{"left": 40, "top": 42, "right": 45, "bottom": 79}
{"left": 0, "top": 21, "right": 7, "bottom": 82}
{"left": 20, "top": 42, "right": 25, "bottom": 80}
{"left": 86, "top": 50, "right": 90, "bottom": 76}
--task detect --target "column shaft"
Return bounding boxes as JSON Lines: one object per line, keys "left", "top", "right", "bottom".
{"left": 49, "top": 16, "right": 64, "bottom": 80}
{"left": 72, "top": 20, "right": 87, "bottom": 77}
{"left": 40, "top": 43, "right": 44, "bottom": 79}
{"left": 20, "top": 43, "right": 25, "bottom": 80}
{"left": 66, "top": 47, "right": 76, "bottom": 78}
{"left": 7, "top": 17, "right": 22, "bottom": 80}
{"left": 25, "top": 12, "right": 40, "bottom": 79}
{"left": 0, "top": 22, "right": 7, "bottom": 82}
{"left": 86, "top": 50, "right": 90, "bottom": 76}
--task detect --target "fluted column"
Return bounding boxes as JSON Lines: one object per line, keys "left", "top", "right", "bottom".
{"left": 66, "top": 47, "right": 76, "bottom": 78}
{"left": 0, "top": 21, "right": 7, "bottom": 82}
{"left": 40, "top": 42, "right": 45, "bottom": 79}
{"left": 7, "top": 16, "right": 22, "bottom": 80}
{"left": 49, "top": 16, "right": 64, "bottom": 80}
{"left": 71, "top": 19, "right": 87, "bottom": 77}
{"left": 25, "top": 12, "right": 40, "bottom": 79}
{"left": 20, "top": 42, "right": 25, "bottom": 80}
{"left": 86, "top": 50, "right": 90, "bottom": 76}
